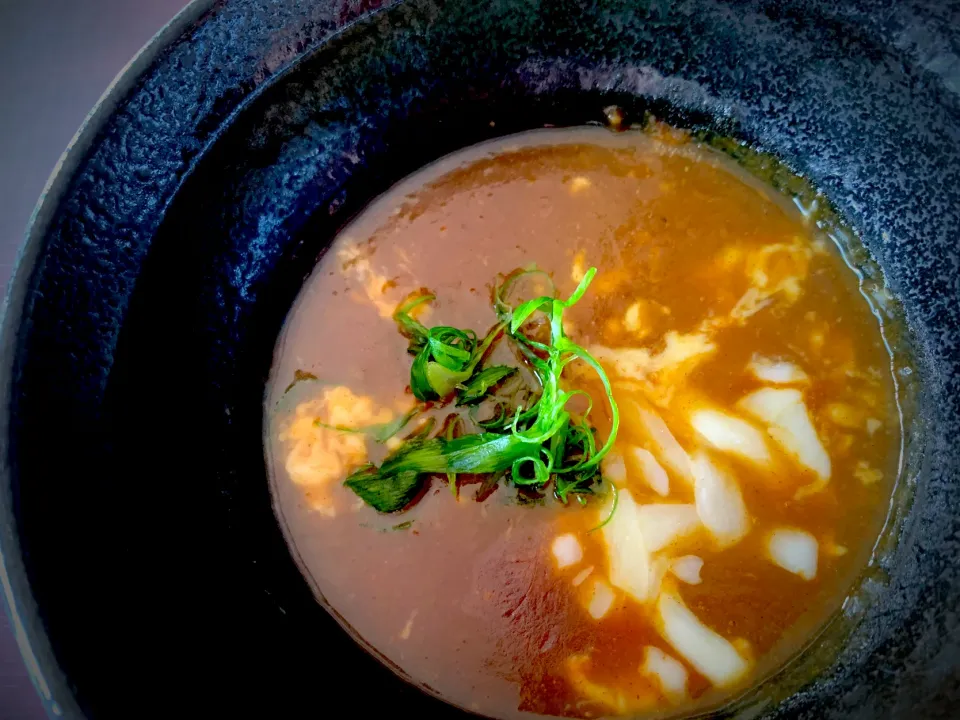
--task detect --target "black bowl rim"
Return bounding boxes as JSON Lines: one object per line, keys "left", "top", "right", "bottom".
{"left": 0, "top": 2, "right": 214, "bottom": 716}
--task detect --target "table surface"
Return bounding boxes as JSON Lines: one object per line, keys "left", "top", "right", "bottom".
{"left": 0, "top": 2, "right": 191, "bottom": 717}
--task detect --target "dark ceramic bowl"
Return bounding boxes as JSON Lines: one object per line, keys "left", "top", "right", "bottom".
{"left": 1, "top": 0, "right": 958, "bottom": 717}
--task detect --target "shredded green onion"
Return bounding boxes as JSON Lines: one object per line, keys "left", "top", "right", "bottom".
{"left": 588, "top": 483, "right": 619, "bottom": 533}
{"left": 315, "top": 405, "right": 421, "bottom": 444}
{"left": 394, "top": 290, "right": 505, "bottom": 401}
{"left": 344, "top": 267, "right": 620, "bottom": 513}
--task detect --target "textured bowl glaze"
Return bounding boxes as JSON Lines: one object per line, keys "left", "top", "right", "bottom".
{"left": 1, "top": 0, "right": 958, "bottom": 718}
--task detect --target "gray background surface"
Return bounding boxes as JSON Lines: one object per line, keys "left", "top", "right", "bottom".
{"left": 0, "top": 2, "right": 190, "bottom": 716}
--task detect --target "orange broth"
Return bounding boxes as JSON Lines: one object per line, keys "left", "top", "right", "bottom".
{"left": 266, "top": 127, "right": 899, "bottom": 718}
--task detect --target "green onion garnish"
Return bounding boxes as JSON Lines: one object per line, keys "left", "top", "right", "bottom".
{"left": 344, "top": 267, "right": 620, "bottom": 513}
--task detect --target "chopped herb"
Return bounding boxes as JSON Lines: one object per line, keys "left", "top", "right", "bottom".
{"left": 456, "top": 366, "right": 517, "bottom": 405}
{"left": 443, "top": 414, "right": 464, "bottom": 497}
{"left": 393, "top": 291, "right": 505, "bottom": 401}
{"left": 360, "top": 520, "right": 418, "bottom": 533}
{"left": 358, "top": 432, "right": 544, "bottom": 477}
{"left": 284, "top": 369, "right": 318, "bottom": 394}
{"left": 474, "top": 471, "right": 504, "bottom": 502}
{"left": 588, "top": 483, "right": 619, "bottom": 533}
{"left": 371, "top": 407, "right": 421, "bottom": 444}
{"left": 404, "top": 416, "right": 437, "bottom": 442}
{"left": 344, "top": 466, "right": 425, "bottom": 513}
{"left": 472, "top": 376, "right": 540, "bottom": 432}
{"left": 493, "top": 265, "right": 556, "bottom": 319}
{"left": 344, "top": 267, "right": 620, "bottom": 514}
{"left": 315, "top": 405, "right": 421, "bottom": 444}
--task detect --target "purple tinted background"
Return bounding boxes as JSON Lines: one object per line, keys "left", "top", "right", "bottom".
{"left": 0, "top": 2, "right": 190, "bottom": 717}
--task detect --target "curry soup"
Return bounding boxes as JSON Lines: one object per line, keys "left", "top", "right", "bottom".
{"left": 266, "top": 127, "right": 899, "bottom": 719}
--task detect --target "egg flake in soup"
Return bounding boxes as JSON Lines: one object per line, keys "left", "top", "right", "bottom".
{"left": 280, "top": 386, "right": 396, "bottom": 514}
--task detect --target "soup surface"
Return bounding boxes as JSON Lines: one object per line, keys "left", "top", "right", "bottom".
{"left": 266, "top": 127, "right": 899, "bottom": 718}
